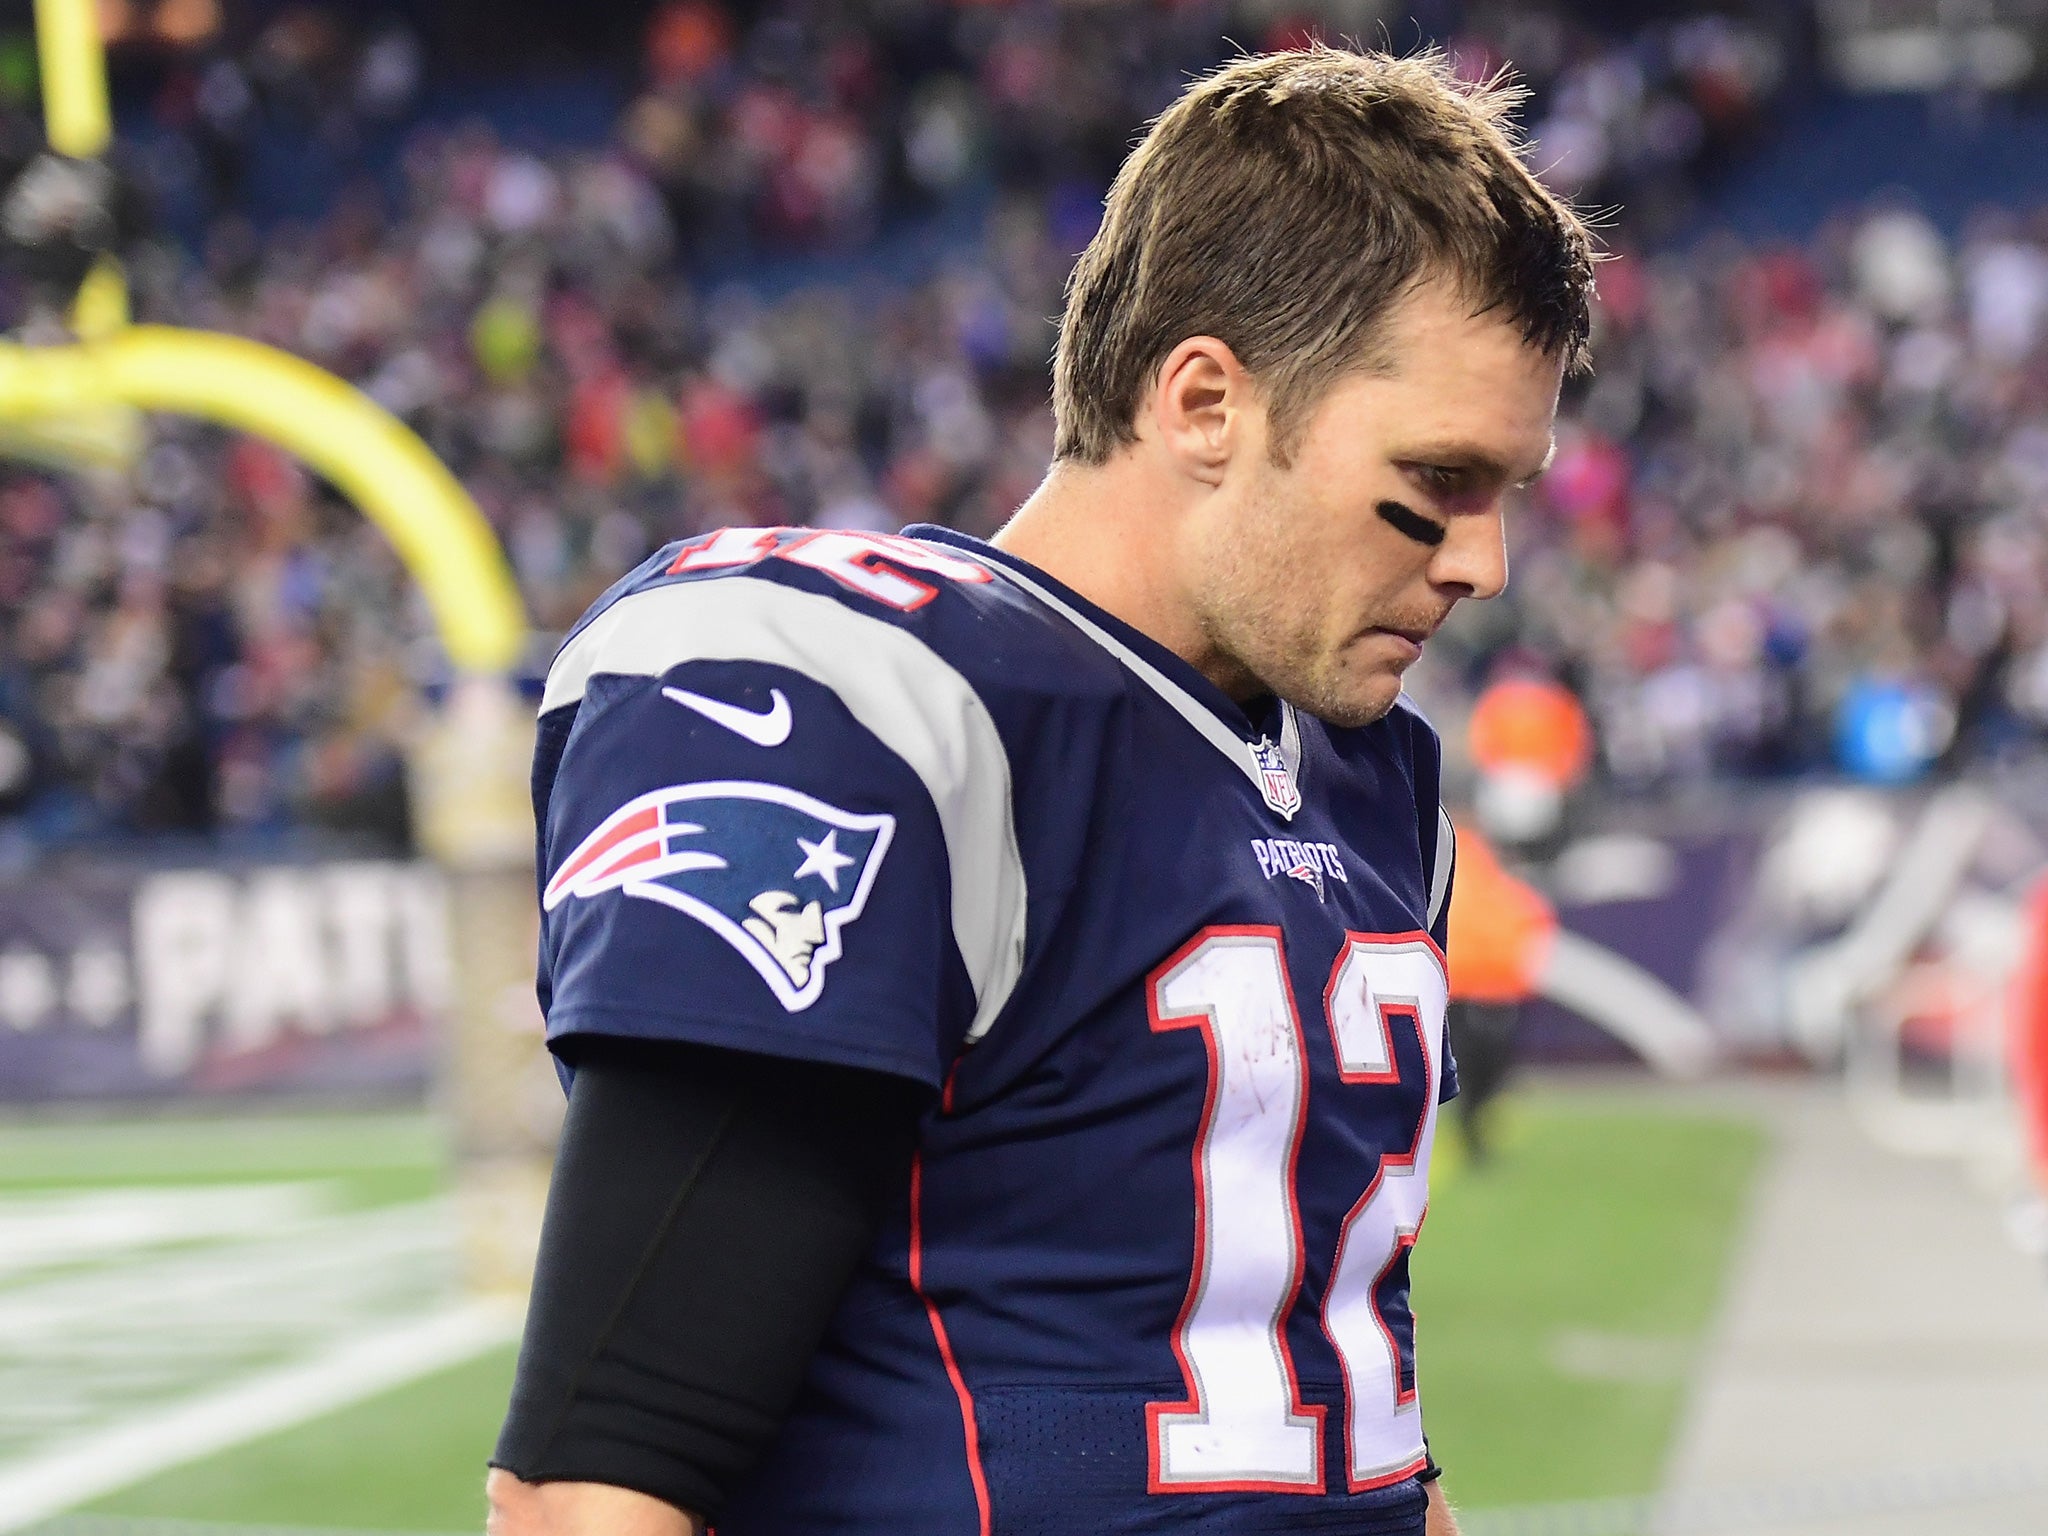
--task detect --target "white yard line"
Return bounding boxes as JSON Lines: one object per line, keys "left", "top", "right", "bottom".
{"left": 0, "top": 1299, "right": 522, "bottom": 1535}
{"left": 0, "top": 1203, "right": 444, "bottom": 1342}
{"left": 0, "top": 1187, "right": 335, "bottom": 1283}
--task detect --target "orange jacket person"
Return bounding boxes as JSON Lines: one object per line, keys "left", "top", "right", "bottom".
{"left": 1443, "top": 822, "right": 1557, "bottom": 1158}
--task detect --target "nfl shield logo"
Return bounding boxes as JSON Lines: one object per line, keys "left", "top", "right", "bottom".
{"left": 1251, "top": 736, "right": 1301, "bottom": 820}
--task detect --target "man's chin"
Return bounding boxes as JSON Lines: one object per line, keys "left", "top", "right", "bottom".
{"left": 1282, "top": 669, "right": 1404, "bottom": 730}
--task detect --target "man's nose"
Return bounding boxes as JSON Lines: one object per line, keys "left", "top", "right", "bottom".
{"left": 1429, "top": 507, "right": 1508, "bottom": 601}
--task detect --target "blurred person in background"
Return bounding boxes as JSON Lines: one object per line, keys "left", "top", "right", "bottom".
{"left": 1438, "top": 667, "right": 1582, "bottom": 1160}
{"left": 1465, "top": 662, "right": 1592, "bottom": 854}
{"left": 1444, "top": 822, "right": 1559, "bottom": 1162}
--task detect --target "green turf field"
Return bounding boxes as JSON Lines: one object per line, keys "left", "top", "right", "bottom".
{"left": 2, "top": 1087, "right": 1765, "bottom": 1534}
{"left": 0, "top": 1112, "right": 445, "bottom": 1205}
{"left": 1417, "top": 1095, "right": 1766, "bottom": 1510}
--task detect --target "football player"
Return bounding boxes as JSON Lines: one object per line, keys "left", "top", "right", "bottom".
{"left": 489, "top": 45, "right": 1593, "bottom": 1536}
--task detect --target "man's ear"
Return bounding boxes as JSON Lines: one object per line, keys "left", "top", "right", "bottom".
{"left": 1146, "top": 335, "right": 1256, "bottom": 487}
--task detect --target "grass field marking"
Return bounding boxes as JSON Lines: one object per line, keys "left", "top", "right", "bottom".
{"left": 0, "top": 1298, "right": 523, "bottom": 1535}
{"left": 0, "top": 1202, "right": 458, "bottom": 1463}
{"left": 0, "top": 1186, "right": 335, "bottom": 1283}
{"left": 0, "top": 1200, "right": 446, "bottom": 1345}
{"left": 1546, "top": 1330, "right": 1696, "bottom": 1385}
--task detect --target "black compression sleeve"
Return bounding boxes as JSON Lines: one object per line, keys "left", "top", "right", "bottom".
{"left": 491, "top": 1035, "right": 924, "bottom": 1520}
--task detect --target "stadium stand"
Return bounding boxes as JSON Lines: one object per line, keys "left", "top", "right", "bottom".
{"left": 0, "top": 0, "right": 1985, "bottom": 850}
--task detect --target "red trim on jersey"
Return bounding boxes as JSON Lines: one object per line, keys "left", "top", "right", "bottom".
{"left": 1324, "top": 930, "right": 1443, "bottom": 1102}
{"left": 587, "top": 835, "right": 665, "bottom": 887}
{"left": 1369, "top": 1230, "right": 1423, "bottom": 1412}
{"left": 778, "top": 530, "right": 937, "bottom": 610}
{"left": 666, "top": 526, "right": 785, "bottom": 572}
{"left": 544, "top": 805, "right": 659, "bottom": 902}
{"left": 1338, "top": 928, "right": 1447, "bottom": 972}
{"left": 1348, "top": 1449, "right": 1432, "bottom": 1494}
{"left": 1320, "top": 931, "right": 1441, "bottom": 1492}
{"left": 1144, "top": 924, "right": 1326, "bottom": 1496}
{"left": 778, "top": 529, "right": 993, "bottom": 611}
{"left": 909, "top": 1152, "right": 993, "bottom": 1536}
{"left": 1324, "top": 1170, "right": 1422, "bottom": 1489}
{"left": 940, "top": 1052, "right": 967, "bottom": 1116}
{"left": 1326, "top": 965, "right": 1406, "bottom": 1088}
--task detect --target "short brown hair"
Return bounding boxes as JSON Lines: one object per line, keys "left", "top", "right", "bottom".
{"left": 1052, "top": 46, "right": 1595, "bottom": 464}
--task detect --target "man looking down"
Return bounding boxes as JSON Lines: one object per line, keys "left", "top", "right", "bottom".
{"left": 489, "top": 44, "right": 1593, "bottom": 1536}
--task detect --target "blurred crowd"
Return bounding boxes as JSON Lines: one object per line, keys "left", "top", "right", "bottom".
{"left": 609, "top": 0, "right": 1788, "bottom": 259}
{"left": 125, "top": 1, "right": 1787, "bottom": 253}
{"left": 1422, "top": 205, "right": 2048, "bottom": 791}
{"left": 9, "top": 0, "right": 2034, "bottom": 847}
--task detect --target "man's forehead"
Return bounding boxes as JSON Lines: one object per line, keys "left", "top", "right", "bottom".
{"left": 1367, "top": 282, "right": 1566, "bottom": 380}
{"left": 1368, "top": 301, "right": 1564, "bottom": 460}
{"left": 1379, "top": 270, "right": 1546, "bottom": 343}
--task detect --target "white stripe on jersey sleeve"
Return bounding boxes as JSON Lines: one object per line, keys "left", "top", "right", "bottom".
{"left": 1426, "top": 806, "right": 1456, "bottom": 932}
{"left": 543, "top": 578, "right": 1028, "bottom": 1044}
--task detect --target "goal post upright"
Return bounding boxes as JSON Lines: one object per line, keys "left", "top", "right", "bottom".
{"left": 7, "top": 0, "right": 560, "bottom": 1294}
{"left": 33, "top": 0, "right": 112, "bottom": 159}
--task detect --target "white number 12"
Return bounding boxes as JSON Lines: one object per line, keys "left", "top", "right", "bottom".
{"left": 1146, "top": 925, "right": 1446, "bottom": 1496}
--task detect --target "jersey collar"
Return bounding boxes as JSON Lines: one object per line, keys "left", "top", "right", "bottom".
{"left": 905, "top": 525, "right": 1306, "bottom": 821}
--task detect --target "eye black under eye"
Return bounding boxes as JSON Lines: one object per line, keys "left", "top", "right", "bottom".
{"left": 1376, "top": 500, "right": 1446, "bottom": 547}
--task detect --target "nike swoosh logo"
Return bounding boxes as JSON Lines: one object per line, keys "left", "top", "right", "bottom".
{"left": 662, "top": 685, "right": 793, "bottom": 747}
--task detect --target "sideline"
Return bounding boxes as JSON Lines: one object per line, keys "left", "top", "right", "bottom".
{"left": 1658, "top": 1082, "right": 2048, "bottom": 1533}
{"left": 1459, "top": 1457, "right": 2048, "bottom": 1534}
{"left": 0, "top": 1301, "right": 521, "bottom": 1535}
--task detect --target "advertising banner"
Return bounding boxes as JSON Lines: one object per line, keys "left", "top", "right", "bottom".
{"left": 0, "top": 858, "right": 450, "bottom": 1103}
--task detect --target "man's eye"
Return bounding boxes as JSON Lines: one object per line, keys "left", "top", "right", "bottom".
{"left": 1418, "top": 466, "right": 1464, "bottom": 496}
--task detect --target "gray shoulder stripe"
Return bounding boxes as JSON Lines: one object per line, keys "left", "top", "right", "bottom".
{"left": 543, "top": 579, "right": 1027, "bottom": 1043}
{"left": 1427, "top": 807, "right": 1456, "bottom": 931}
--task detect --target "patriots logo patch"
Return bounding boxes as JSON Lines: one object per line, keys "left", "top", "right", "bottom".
{"left": 544, "top": 780, "right": 894, "bottom": 1011}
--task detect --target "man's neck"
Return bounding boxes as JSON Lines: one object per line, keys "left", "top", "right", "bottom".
{"left": 992, "top": 460, "right": 1257, "bottom": 701}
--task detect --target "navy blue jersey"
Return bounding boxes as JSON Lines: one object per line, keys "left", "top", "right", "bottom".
{"left": 535, "top": 525, "right": 1460, "bottom": 1535}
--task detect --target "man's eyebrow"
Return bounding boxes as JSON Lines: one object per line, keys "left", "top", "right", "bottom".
{"left": 1396, "top": 436, "right": 1556, "bottom": 487}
